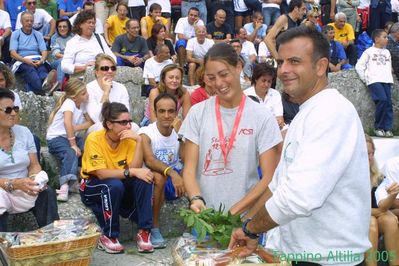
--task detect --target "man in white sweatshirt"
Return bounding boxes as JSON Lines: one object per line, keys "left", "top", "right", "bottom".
{"left": 229, "top": 26, "right": 371, "bottom": 266}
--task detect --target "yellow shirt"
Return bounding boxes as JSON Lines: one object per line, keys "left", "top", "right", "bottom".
{"left": 106, "top": 15, "right": 129, "bottom": 44}
{"left": 81, "top": 129, "right": 136, "bottom": 179}
{"left": 328, "top": 22, "right": 355, "bottom": 43}
{"left": 141, "top": 16, "right": 168, "bottom": 38}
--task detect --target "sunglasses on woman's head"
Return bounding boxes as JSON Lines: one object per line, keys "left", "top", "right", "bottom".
{"left": 110, "top": 120, "right": 133, "bottom": 126}
{"left": 0, "top": 106, "right": 20, "bottom": 114}
{"left": 100, "top": 66, "right": 117, "bottom": 72}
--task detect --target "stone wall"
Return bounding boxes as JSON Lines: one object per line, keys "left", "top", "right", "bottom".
{"left": 275, "top": 69, "right": 399, "bottom": 135}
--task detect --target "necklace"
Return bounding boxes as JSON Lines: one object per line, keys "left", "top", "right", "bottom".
{"left": 0, "top": 129, "right": 15, "bottom": 164}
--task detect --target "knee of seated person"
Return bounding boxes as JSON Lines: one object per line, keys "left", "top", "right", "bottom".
{"left": 104, "top": 178, "right": 125, "bottom": 194}
{"left": 378, "top": 211, "right": 398, "bottom": 227}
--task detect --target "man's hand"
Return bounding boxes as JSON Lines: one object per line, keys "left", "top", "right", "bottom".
{"left": 71, "top": 145, "right": 82, "bottom": 157}
{"left": 170, "top": 172, "right": 185, "bottom": 197}
{"left": 228, "top": 228, "right": 259, "bottom": 257}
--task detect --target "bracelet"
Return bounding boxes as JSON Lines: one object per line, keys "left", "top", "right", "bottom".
{"left": 68, "top": 137, "right": 76, "bottom": 140}
{"left": 4, "top": 179, "right": 14, "bottom": 192}
{"left": 163, "top": 166, "right": 172, "bottom": 177}
{"left": 242, "top": 218, "right": 260, "bottom": 239}
{"left": 190, "top": 195, "right": 206, "bottom": 206}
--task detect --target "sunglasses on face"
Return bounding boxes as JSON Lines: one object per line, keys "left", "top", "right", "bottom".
{"left": 110, "top": 119, "right": 132, "bottom": 126}
{"left": 99, "top": 66, "right": 117, "bottom": 72}
{"left": 0, "top": 106, "right": 20, "bottom": 114}
{"left": 27, "top": 1, "right": 36, "bottom": 5}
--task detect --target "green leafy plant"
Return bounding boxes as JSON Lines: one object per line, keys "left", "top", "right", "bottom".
{"left": 179, "top": 205, "right": 242, "bottom": 249}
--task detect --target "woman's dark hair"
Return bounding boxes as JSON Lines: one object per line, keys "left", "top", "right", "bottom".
{"left": 251, "top": 63, "right": 276, "bottom": 85}
{"left": 101, "top": 102, "right": 129, "bottom": 130}
{"left": 72, "top": 10, "right": 96, "bottom": 35}
{"left": 154, "top": 93, "right": 178, "bottom": 112}
{"left": 204, "top": 42, "right": 239, "bottom": 68}
{"left": 150, "top": 23, "right": 166, "bottom": 41}
{"left": 116, "top": 2, "right": 128, "bottom": 11}
{"left": 56, "top": 18, "right": 72, "bottom": 36}
{"left": 0, "top": 63, "right": 15, "bottom": 89}
{"left": 0, "top": 89, "right": 15, "bottom": 101}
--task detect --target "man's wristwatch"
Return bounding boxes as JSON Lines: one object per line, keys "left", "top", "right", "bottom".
{"left": 123, "top": 169, "right": 130, "bottom": 179}
{"left": 242, "top": 218, "right": 260, "bottom": 239}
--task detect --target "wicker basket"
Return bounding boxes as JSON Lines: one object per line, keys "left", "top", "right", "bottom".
{"left": 1, "top": 232, "right": 100, "bottom": 266}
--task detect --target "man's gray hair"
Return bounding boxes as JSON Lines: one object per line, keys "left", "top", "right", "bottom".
{"left": 334, "top": 12, "right": 346, "bottom": 21}
{"left": 20, "top": 11, "right": 34, "bottom": 21}
{"left": 390, "top": 22, "right": 399, "bottom": 34}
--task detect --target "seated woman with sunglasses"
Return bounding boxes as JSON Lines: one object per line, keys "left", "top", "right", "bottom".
{"left": 80, "top": 102, "right": 155, "bottom": 254}
{"left": 86, "top": 54, "right": 139, "bottom": 133}
{"left": 0, "top": 89, "right": 59, "bottom": 232}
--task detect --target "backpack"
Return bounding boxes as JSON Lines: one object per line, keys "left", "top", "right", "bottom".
{"left": 356, "top": 31, "right": 373, "bottom": 59}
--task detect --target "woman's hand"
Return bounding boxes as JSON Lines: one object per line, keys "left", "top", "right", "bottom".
{"left": 13, "top": 177, "right": 41, "bottom": 196}
{"left": 190, "top": 199, "right": 205, "bottom": 213}
{"left": 71, "top": 145, "right": 82, "bottom": 157}
{"left": 119, "top": 129, "right": 141, "bottom": 141}
{"left": 100, "top": 76, "right": 112, "bottom": 94}
{"left": 386, "top": 182, "right": 399, "bottom": 195}
{"left": 131, "top": 168, "right": 154, "bottom": 183}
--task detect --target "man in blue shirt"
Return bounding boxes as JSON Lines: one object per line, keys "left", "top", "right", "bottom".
{"left": 244, "top": 11, "right": 267, "bottom": 47}
{"left": 58, "top": 0, "right": 84, "bottom": 18}
{"left": 10, "top": 11, "right": 50, "bottom": 95}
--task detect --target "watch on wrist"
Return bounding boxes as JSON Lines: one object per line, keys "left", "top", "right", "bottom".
{"left": 4, "top": 179, "right": 14, "bottom": 192}
{"left": 242, "top": 218, "right": 260, "bottom": 239}
{"left": 189, "top": 195, "right": 206, "bottom": 206}
{"left": 123, "top": 169, "right": 130, "bottom": 179}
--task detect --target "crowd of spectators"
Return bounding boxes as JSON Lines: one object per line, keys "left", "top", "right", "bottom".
{"left": 1, "top": 0, "right": 399, "bottom": 260}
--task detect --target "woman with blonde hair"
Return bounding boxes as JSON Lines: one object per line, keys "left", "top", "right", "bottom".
{"left": 365, "top": 134, "right": 399, "bottom": 266}
{"left": 46, "top": 78, "right": 93, "bottom": 201}
{"left": 142, "top": 64, "right": 191, "bottom": 130}
{"left": 85, "top": 54, "right": 137, "bottom": 133}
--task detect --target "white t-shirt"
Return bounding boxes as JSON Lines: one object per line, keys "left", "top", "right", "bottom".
{"left": 138, "top": 122, "right": 180, "bottom": 167}
{"left": 174, "top": 17, "right": 204, "bottom": 41}
{"left": 85, "top": 80, "right": 130, "bottom": 123}
{"left": 16, "top": 9, "right": 53, "bottom": 33}
{"left": 128, "top": 0, "right": 145, "bottom": 7}
{"left": 0, "top": 10, "right": 11, "bottom": 31}
{"left": 12, "top": 91, "right": 22, "bottom": 110}
{"left": 244, "top": 87, "right": 283, "bottom": 116}
{"left": 147, "top": 0, "right": 171, "bottom": 14}
{"left": 258, "top": 41, "right": 271, "bottom": 57}
{"left": 0, "top": 125, "right": 36, "bottom": 180}
{"left": 143, "top": 57, "right": 173, "bottom": 85}
{"left": 186, "top": 37, "right": 214, "bottom": 59}
{"left": 265, "top": 89, "right": 370, "bottom": 264}
{"left": 241, "top": 40, "right": 257, "bottom": 58}
{"left": 46, "top": 98, "right": 86, "bottom": 140}
{"left": 69, "top": 15, "right": 104, "bottom": 34}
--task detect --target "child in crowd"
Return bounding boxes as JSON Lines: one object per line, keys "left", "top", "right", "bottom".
{"left": 46, "top": 78, "right": 93, "bottom": 201}
{"left": 356, "top": 29, "right": 394, "bottom": 137}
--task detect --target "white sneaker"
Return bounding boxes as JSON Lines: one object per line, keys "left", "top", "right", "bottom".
{"left": 374, "top": 129, "right": 385, "bottom": 137}
{"left": 56, "top": 183, "right": 69, "bottom": 202}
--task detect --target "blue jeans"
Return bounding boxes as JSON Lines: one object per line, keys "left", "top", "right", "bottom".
{"left": 48, "top": 136, "right": 84, "bottom": 186}
{"left": 368, "top": 82, "right": 393, "bottom": 130}
{"left": 0, "top": 187, "right": 59, "bottom": 232}
{"left": 16, "top": 63, "right": 49, "bottom": 93}
{"left": 51, "top": 59, "right": 66, "bottom": 82}
{"left": 116, "top": 52, "right": 144, "bottom": 68}
{"left": 262, "top": 7, "right": 280, "bottom": 26}
{"left": 181, "top": 1, "right": 207, "bottom": 24}
{"left": 80, "top": 177, "right": 153, "bottom": 238}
